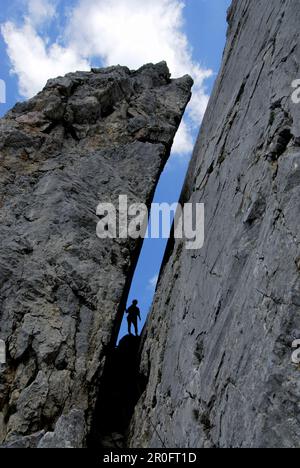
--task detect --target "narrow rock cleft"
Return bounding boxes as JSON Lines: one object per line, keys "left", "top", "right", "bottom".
{"left": 0, "top": 62, "right": 192, "bottom": 448}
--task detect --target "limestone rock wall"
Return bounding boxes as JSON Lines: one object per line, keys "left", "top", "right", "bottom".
{"left": 0, "top": 62, "right": 192, "bottom": 447}
{"left": 129, "top": 0, "right": 300, "bottom": 448}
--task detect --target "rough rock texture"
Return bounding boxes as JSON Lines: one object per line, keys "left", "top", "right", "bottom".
{"left": 129, "top": 0, "right": 300, "bottom": 448}
{"left": 0, "top": 62, "right": 192, "bottom": 447}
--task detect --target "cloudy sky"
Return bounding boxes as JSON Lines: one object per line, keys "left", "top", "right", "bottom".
{"left": 0, "top": 0, "right": 231, "bottom": 339}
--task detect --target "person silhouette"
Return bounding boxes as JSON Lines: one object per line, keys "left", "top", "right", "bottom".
{"left": 126, "top": 300, "right": 141, "bottom": 336}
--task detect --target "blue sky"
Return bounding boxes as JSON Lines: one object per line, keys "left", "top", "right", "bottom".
{"left": 122, "top": 1, "right": 231, "bottom": 340}
{"left": 0, "top": 0, "right": 231, "bottom": 341}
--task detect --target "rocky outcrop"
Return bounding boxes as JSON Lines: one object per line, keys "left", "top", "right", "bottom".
{"left": 129, "top": 0, "right": 300, "bottom": 448}
{"left": 0, "top": 62, "right": 192, "bottom": 447}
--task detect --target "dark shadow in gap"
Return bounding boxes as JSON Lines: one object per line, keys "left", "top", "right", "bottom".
{"left": 88, "top": 334, "right": 147, "bottom": 448}
{"left": 88, "top": 138, "right": 192, "bottom": 447}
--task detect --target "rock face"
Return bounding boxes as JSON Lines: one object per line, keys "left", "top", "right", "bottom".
{"left": 0, "top": 62, "right": 192, "bottom": 447}
{"left": 129, "top": 0, "right": 300, "bottom": 448}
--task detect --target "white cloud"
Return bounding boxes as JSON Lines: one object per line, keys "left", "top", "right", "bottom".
{"left": 27, "top": 0, "right": 56, "bottom": 26}
{"left": 148, "top": 274, "right": 159, "bottom": 291}
{"left": 1, "top": 0, "right": 213, "bottom": 153}
{"left": 187, "top": 80, "right": 212, "bottom": 124}
{"left": 68, "top": 0, "right": 197, "bottom": 78}
{"left": 172, "top": 120, "right": 194, "bottom": 155}
{"left": 67, "top": 0, "right": 212, "bottom": 153}
{"left": 1, "top": 21, "right": 89, "bottom": 98}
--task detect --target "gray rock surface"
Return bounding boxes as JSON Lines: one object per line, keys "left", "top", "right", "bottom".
{"left": 129, "top": 0, "right": 300, "bottom": 448}
{"left": 0, "top": 62, "right": 192, "bottom": 447}
{"left": 38, "top": 410, "right": 86, "bottom": 448}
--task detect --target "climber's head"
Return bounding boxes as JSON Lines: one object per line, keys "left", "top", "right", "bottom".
{"left": 133, "top": 300, "right": 138, "bottom": 306}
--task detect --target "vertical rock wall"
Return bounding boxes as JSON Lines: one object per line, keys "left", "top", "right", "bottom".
{"left": 0, "top": 62, "right": 192, "bottom": 448}
{"left": 129, "top": 0, "right": 300, "bottom": 448}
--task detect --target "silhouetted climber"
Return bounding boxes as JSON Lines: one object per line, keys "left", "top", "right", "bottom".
{"left": 126, "top": 300, "right": 141, "bottom": 336}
